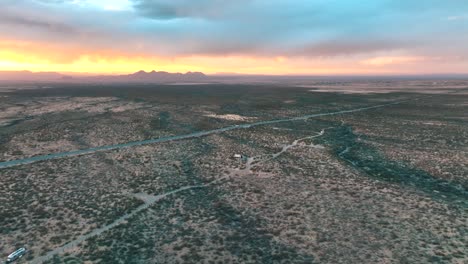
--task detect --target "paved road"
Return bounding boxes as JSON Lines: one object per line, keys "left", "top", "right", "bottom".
{"left": 0, "top": 100, "right": 406, "bottom": 170}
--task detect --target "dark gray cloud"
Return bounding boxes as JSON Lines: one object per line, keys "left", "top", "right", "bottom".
{"left": 126, "top": 0, "right": 468, "bottom": 57}
{"left": 292, "top": 40, "right": 411, "bottom": 57}
{"left": 0, "top": 11, "right": 77, "bottom": 34}
{"left": 131, "top": 0, "right": 243, "bottom": 20}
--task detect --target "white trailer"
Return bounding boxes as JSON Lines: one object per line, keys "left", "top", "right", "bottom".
{"left": 6, "top": 248, "right": 26, "bottom": 263}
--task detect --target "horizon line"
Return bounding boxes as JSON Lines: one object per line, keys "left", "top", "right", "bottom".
{"left": 1, "top": 69, "right": 468, "bottom": 78}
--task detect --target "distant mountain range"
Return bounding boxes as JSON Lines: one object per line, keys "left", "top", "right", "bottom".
{"left": 2, "top": 70, "right": 467, "bottom": 83}
{"left": 90, "top": 70, "right": 207, "bottom": 83}
{"left": 0, "top": 70, "right": 208, "bottom": 83}
{"left": 0, "top": 71, "right": 69, "bottom": 81}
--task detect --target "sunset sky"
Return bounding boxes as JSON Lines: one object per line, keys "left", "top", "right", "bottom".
{"left": 1, "top": 0, "right": 467, "bottom": 75}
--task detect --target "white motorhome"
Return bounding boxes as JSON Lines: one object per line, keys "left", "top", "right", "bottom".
{"left": 6, "top": 248, "right": 26, "bottom": 263}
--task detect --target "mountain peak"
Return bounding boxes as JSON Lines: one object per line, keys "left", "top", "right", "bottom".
{"left": 0, "top": 69, "right": 208, "bottom": 83}
{"left": 0, "top": 70, "right": 68, "bottom": 81}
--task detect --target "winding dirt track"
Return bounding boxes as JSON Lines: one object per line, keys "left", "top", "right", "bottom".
{"left": 31, "top": 128, "right": 331, "bottom": 264}
{"left": 0, "top": 100, "right": 405, "bottom": 170}
{"left": 30, "top": 177, "right": 227, "bottom": 264}
{"left": 25, "top": 100, "right": 407, "bottom": 263}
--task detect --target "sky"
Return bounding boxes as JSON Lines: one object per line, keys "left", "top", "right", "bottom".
{"left": 0, "top": 0, "right": 467, "bottom": 75}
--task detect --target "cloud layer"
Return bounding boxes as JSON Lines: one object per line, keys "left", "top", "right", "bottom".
{"left": 0, "top": 0, "right": 467, "bottom": 74}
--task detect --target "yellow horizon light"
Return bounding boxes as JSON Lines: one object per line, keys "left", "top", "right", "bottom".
{"left": 0, "top": 40, "right": 465, "bottom": 76}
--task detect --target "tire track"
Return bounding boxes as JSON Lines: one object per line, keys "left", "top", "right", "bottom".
{"left": 30, "top": 177, "right": 227, "bottom": 264}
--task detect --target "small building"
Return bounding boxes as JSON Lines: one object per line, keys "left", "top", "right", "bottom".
{"left": 233, "top": 154, "right": 242, "bottom": 158}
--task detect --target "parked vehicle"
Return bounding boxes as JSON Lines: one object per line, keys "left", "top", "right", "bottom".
{"left": 6, "top": 248, "right": 26, "bottom": 263}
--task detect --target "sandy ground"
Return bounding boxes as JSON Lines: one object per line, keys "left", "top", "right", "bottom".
{"left": 203, "top": 112, "right": 258, "bottom": 121}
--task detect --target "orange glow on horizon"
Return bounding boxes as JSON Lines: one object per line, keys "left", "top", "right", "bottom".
{"left": 0, "top": 39, "right": 466, "bottom": 76}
